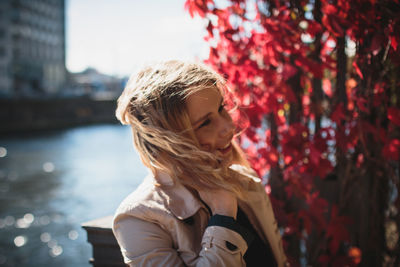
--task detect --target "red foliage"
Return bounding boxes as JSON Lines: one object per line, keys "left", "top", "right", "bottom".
{"left": 383, "top": 139, "right": 400, "bottom": 161}
{"left": 388, "top": 107, "right": 400, "bottom": 127}
{"left": 186, "top": 0, "right": 400, "bottom": 264}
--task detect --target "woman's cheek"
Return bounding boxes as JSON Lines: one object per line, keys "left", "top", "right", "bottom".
{"left": 199, "top": 143, "right": 210, "bottom": 151}
{"left": 197, "top": 132, "right": 214, "bottom": 152}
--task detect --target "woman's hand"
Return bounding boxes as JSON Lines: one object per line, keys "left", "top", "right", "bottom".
{"left": 198, "top": 189, "right": 238, "bottom": 219}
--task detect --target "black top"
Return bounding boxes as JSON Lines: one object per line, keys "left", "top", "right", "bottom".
{"left": 207, "top": 206, "right": 277, "bottom": 266}
{"left": 237, "top": 206, "right": 277, "bottom": 267}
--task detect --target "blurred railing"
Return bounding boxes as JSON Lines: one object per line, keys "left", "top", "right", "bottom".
{"left": 82, "top": 216, "right": 126, "bottom": 267}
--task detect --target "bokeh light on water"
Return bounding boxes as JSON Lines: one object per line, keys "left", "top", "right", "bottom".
{"left": 0, "top": 147, "right": 6, "bottom": 158}
{"left": 0, "top": 124, "right": 146, "bottom": 267}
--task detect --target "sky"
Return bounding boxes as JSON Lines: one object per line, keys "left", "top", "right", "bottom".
{"left": 66, "top": 0, "right": 209, "bottom": 77}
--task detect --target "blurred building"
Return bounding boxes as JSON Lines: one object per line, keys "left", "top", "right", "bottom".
{"left": 68, "top": 68, "right": 125, "bottom": 100}
{"left": 0, "top": 0, "right": 66, "bottom": 98}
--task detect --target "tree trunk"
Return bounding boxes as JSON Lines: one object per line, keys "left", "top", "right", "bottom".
{"left": 311, "top": 0, "right": 323, "bottom": 134}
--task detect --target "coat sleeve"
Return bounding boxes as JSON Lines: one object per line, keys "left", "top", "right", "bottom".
{"left": 113, "top": 215, "right": 249, "bottom": 267}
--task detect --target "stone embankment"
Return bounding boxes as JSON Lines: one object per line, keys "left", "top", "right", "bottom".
{"left": 0, "top": 96, "right": 119, "bottom": 135}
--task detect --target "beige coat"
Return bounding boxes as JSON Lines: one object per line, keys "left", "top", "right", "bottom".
{"left": 113, "top": 164, "right": 288, "bottom": 267}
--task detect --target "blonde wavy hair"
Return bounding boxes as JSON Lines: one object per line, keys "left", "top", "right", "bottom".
{"left": 116, "top": 60, "right": 249, "bottom": 198}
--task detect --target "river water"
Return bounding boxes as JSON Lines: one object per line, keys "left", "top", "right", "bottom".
{"left": 0, "top": 124, "right": 147, "bottom": 267}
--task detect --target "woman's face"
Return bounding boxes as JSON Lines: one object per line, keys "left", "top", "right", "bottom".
{"left": 186, "top": 87, "right": 235, "bottom": 164}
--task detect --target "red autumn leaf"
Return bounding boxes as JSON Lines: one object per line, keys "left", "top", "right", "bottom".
{"left": 388, "top": 107, "right": 400, "bottom": 126}
{"left": 309, "top": 144, "right": 321, "bottom": 166}
{"left": 282, "top": 64, "right": 298, "bottom": 80}
{"left": 322, "top": 14, "right": 345, "bottom": 37}
{"left": 322, "top": 4, "right": 338, "bottom": 15}
{"left": 184, "top": 0, "right": 195, "bottom": 17}
{"left": 331, "top": 103, "right": 346, "bottom": 123}
{"left": 306, "top": 20, "right": 323, "bottom": 37}
{"left": 315, "top": 158, "right": 334, "bottom": 178}
{"left": 295, "top": 56, "right": 323, "bottom": 78}
{"left": 307, "top": 194, "right": 329, "bottom": 231}
{"left": 382, "top": 139, "right": 400, "bottom": 161}
{"left": 184, "top": 0, "right": 206, "bottom": 18}
{"left": 322, "top": 79, "right": 333, "bottom": 97}
{"left": 265, "top": 45, "right": 279, "bottom": 67}
{"left": 229, "top": 2, "right": 245, "bottom": 17}
{"left": 356, "top": 97, "right": 369, "bottom": 113}
{"left": 327, "top": 205, "right": 352, "bottom": 255}
{"left": 360, "top": 121, "right": 378, "bottom": 138}
{"left": 223, "top": 29, "right": 238, "bottom": 42}
{"left": 206, "top": 20, "right": 213, "bottom": 37}
{"left": 352, "top": 61, "right": 364, "bottom": 79}
{"left": 390, "top": 35, "right": 398, "bottom": 51}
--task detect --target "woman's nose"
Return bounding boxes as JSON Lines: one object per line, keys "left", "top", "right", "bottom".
{"left": 219, "top": 117, "right": 235, "bottom": 138}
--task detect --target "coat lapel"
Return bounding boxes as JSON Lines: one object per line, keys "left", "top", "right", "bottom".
{"left": 231, "top": 165, "right": 285, "bottom": 267}
{"left": 153, "top": 171, "right": 204, "bottom": 220}
{"left": 154, "top": 166, "right": 286, "bottom": 266}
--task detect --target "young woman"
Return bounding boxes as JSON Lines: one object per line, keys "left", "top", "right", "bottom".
{"left": 112, "top": 60, "right": 288, "bottom": 267}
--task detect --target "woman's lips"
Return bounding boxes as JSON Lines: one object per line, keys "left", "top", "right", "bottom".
{"left": 218, "top": 142, "right": 232, "bottom": 154}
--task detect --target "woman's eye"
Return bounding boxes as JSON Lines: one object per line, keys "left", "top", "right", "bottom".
{"left": 198, "top": 119, "right": 211, "bottom": 129}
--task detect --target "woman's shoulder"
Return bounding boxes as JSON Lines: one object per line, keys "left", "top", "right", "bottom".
{"left": 113, "top": 174, "right": 169, "bottom": 223}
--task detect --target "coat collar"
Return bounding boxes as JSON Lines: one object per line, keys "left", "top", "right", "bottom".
{"left": 153, "top": 170, "right": 204, "bottom": 220}
{"left": 152, "top": 164, "right": 262, "bottom": 221}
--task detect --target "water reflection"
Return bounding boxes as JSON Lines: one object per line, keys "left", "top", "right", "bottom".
{"left": 0, "top": 148, "right": 6, "bottom": 158}
{"left": 0, "top": 124, "right": 146, "bottom": 267}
